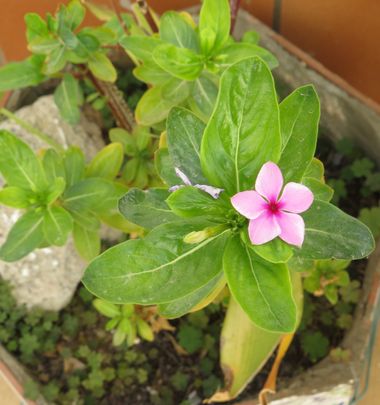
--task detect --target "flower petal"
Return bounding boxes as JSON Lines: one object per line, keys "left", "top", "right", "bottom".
{"left": 195, "top": 184, "right": 224, "bottom": 199}
{"left": 248, "top": 212, "right": 281, "bottom": 245}
{"left": 277, "top": 211, "right": 305, "bottom": 247}
{"left": 279, "top": 182, "right": 314, "bottom": 213}
{"left": 175, "top": 167, "right": 192, "bottom": 186}
{"left": 231, "top": 190, "right": 267, "bottom": 219}
{"left": 255, "top": 162, "right": 283, "bottom": 202}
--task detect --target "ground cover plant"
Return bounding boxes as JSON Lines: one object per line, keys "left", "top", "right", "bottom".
{"left": 0, "top": 0, "right": 376, "bottom": 402}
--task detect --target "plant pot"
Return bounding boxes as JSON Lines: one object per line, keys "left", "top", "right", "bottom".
{"left": 218, "top": 9, "right": 380, "bottom": 404}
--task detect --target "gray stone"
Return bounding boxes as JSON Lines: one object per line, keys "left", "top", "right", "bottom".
{"left": 0, "top": 95, "right": 104, "bottom": 310}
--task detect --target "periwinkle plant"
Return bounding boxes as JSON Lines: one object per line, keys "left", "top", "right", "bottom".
{"left": 83, "top": 56, "right": 374, "bottom": 397}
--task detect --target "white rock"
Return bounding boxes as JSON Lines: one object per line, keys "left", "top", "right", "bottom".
{"left": 0, "top": 95, "right": 104, "bottom": 310}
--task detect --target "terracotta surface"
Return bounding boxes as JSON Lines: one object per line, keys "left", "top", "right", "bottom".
{"left": 0, "top": 0, "right": 379, "bottom": 103}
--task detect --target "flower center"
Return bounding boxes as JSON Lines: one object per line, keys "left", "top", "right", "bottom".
{"left": 268, "top": 201, "right": 280, "bottom": 214}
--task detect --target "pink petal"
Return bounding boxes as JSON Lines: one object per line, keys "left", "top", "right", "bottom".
{"left": 279, "top": 182, "right": 314, "bottom": 213}
{"left": 255, "top": 162, "right": 283, "bottom": 202}
{"left": 248, "top": 212, "right": 281, "bottom": 245}
{"left": 231, "top": 191, "right": 267, "bottom": 220}
{"left": 277, "top": 211, "right": 305, "bottom": 247}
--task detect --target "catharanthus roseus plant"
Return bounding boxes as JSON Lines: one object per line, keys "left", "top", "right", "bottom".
{"left": 83, "top": 56, "right": 374, "bottom": 398}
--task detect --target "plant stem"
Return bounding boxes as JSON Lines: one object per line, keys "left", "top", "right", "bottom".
{"left": 87, "top": 70, "right": 135, "bottom": 132}
{"left": 230, "top": 0, "right": 242, "bottom": 34}
{"left": 0, "top": 108, "right": 64, "bottom": 152}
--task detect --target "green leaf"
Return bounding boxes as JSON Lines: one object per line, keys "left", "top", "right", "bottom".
{"left": 45, "top": 177, "right": 66, "bottom": 204}
{"left": 199, "top": 0, "right": 230, "bottom": 55}
{"left": 119, "top": 188, "right": 179, "bottom": 230}
{"left": 73, "top": 223, "right": 100, "bottom": 261}
{"left": 188, "top": 75, "right": 218, "bottom": 122}
{"left": 86, "top": 143, "right": 124, "bottom": 179}
{"left": 70, "top": 209, "right": 100, "bottom": 231}
{"left": 158, "top": 273, "right": 225, "bottom": 318}
{"left": 161, "top": 78, "right": 191, "bottom": 105}
{"left": 43, "top": 206, "right": 73, "bottom": 246}
{"left": 0, "top": 187, "right": 34, "bottom": 208}
{"left": 119, "top": 35, "right": 162, "bottom": 64}
{"left": 251, "top": 237, "right": 293, "bottom": 263}
{"left": 0, "top": 211, "right": 44, "bottom": 261}
{"left": 88, "top": 52, "right": 117, "bottom": 82}
{"left": 82, "top": 222, "right": 230, "bottom": 304}
{"left": 44, "top": 46, "right": 67, "bottom": 75}
{"left": 215, "top": 43, "right": 278, "bottom": 70}
{"left": 25, "top": 13, "right": 49, "bottom": 42}
{"left": 160, "top": 11, "right": 199, "bottom": 51}
{"left": 54, "top": 73, "right": 83, "bottom": 124}
{"left": 154, "top": 148, "right": 178, "bottom": 186}
{"left": 223, "top": 235, "right": 297, "bottom": 332}
{"left": 302, "top": 177, "right": 333, "bottom": 202}
{"left": 28, "top": 38, "right": 61, "bottom": 55}
{"left": 42, "top": 149, "right": 65, "bottom": 183}
{"left": 133, "top": 62, "right": 171, "bottom": 85}
{"left": 298, "top": 200, "right": 375, "bottom": 260}
{"left": 278, "top": 85, "right": 320, "bottom": 182}
{"left": 93, "top": 298, "right": 120, "bottom": 318}
{"left": 200, "top": 57, "right": 281, "bottom": 194}
{"left": 166, "top": 186, "right": 229, "bottom": 220}
{"left": 135, "top": 86, "right": 175, "bottom": 126}
{"left": 220, "top": 297, "right": 281, "bottom": 398}
{"left": 153, "top": 44, "right": 204, "bottom": 81}
{"left": 0, "top": 57, "right": 45, "bottom": 91}
{"left": 167, "top": 107, "right": 207, "bottom": 184}
{"left": 304, "top": 158, "right": 325, "bottom": 181}
{"left": 63, "top": 178, "right": 119, "bottom": 213}
{"left": 359, "top": 206, "right": 380, "bottom": 239}
{"left": 242, "top": 30, "right": 260, "bottom": 45}
{"left": 0, "top": 130, "right": 46, "bottom": 191}
{"left": 63, "top": 147, "right": 85, "bottom": 187}
{"left": 66, "top": 0, "right": 86, "bottom": 30}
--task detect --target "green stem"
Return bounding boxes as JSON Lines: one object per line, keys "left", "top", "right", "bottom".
{"left": 0, "top": 108, "right": 64, "bottom": 152}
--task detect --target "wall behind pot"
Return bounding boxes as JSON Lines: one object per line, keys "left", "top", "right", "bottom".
{"left": 0, "top": 0, "right": 379, "bottom": 104}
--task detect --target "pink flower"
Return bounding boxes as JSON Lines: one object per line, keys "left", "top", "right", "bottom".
{"left": 231, "top": 162, "right": 314, "bottom": 247}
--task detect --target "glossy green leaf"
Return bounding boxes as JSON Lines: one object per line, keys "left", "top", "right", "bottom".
{"left": 88, "top": 52, "right": 117, "bottom": 82}
{"left": 188, "top": 75, "right": 218, "bottom": 122}
{"left": 158, "top": 272, "right": 225, "bottom": 318}
{"left": 224, "top": 235, "right": 297, "bottom": 332}
{"left": 86, "top": 143, "right": 124, "bottom": 179}
{"left": 63, "top": 178, "right": 119, "bottom": 214}
{"left": 216, "top": 43, "right": 278, "bottom": 70}
{"left": 0, "top": 211, "right": 44, "bottom": 261}
{"left": 167, "top": 107, "right": 207, "bottom": 184}
{"left": 73, "top": 223, "right": 100, "bottom": 261}
{"left": 153, "top": 44, "right": 204, "bottom": 81}
{"left": 251, "top": 237, "right": 294, "bottom": 263}
{"left": 302, "top": 177, "right": 333, "bottom": 202}
{"left": 54, "top": 73, "right": 83, "bottom": 124}
{"left": 82, "top": 222, "right": 230, "bottom": 304}
{"left": 166, "top": 186, "right": 229, "bottom": 220}
{"left": 135, "top": 86, "right": 175, "bottom": 126}
{"left": 43, "top": 206, "right": 73, "bottom": 246}
{"left": 278, "top": 85, "right": 320, "bottom": 182}
{"left": 298, "top": 201, "right": 375, "bottom": 260}
{"left": 0, "top": 57, "right": 45, "bottom": 91}
{"left": 28, "top": 37, "right": 61, "bottom": 54}
{"left": 63, "top": 147, "right": 85, "bottom": 187}
{"left": 199, "top": 0, "right": 230, "bottom": 55}
{"left": 160, "top": 11, "right": 199, "bottom": 51}
{"left": 0, "top": 130, "right": 46, "bottom": 191}
{"left": 154, "top": 148, "right": 177, "bottom": 186}
{"left": 304, "top": 158, "right": 325, "bottom": 181}
{"left": 201, "top": 57, "right": 281, "bottom": 194}
{"left": 0, "top": 187, "right": 34, "bottom": 208}
{"left": 161, "top": 78, "right": 190, "bottom": 105}
{"left": 70, "top": 209, "right": 100, "bottom": 231}
{"left": 119, "top": 188, "right": 179, "bottom": 229}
